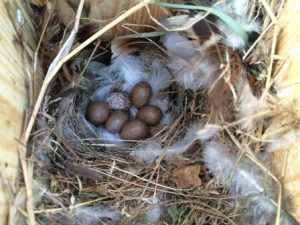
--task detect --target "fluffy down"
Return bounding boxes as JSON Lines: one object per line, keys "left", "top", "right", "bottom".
{"left": 266, "top": 129, "right": 300, "bottom": 152}
{"left": 96, "top": 127, "right": 124, "bottom": 146}
{"left": 111, "top": 54, "right": 149, "bottom": 92}
{"left": 203, "top": 139, "right": 298, "bottom": 225}
{"left": 131, "top": 123, "right": 217, "bottom": 165}
{"left": 215, "top": 0, "right": 260, "bottom": 49}
{"left": 149, "top": 62, "right": 172, "bottom": 96}
{"left": 163, "top": 33, "right": 217, "bottom": 91}
{"left": 236, "top": 82, "right": 267, "bottom": 130}
{"left": 71, "top": 206, "right": 121, "bottom": 225}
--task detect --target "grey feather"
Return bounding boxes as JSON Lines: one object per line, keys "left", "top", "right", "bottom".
{"left": 203, "top": 139, "right": 299, "bottom": 225}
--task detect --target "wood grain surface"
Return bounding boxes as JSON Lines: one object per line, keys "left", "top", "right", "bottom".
{"left": 0, "top": 1, "right": 42, "bottom": 225}
{"left": 271, "top": 0, "right": 300, "bottom": 221}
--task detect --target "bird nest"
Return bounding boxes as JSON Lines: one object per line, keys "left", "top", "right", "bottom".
{"left": 17, "top": 0, "right": 298, "bottom": 225}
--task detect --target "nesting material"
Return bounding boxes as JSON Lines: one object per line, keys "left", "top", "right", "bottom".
{"left": 83, "top": 59, "right": 171, "bottom": 141}
{"left": 215, "top": 0, "right": 260, "bottom": 49}
{"left": 22, "top": 0, "right": 299, "bottom": 225}
{"left": 163, "top": 32, "right": 218, "bottom": 91}
{"left": 203, "top": 139, "right": 298, "bottom": 225}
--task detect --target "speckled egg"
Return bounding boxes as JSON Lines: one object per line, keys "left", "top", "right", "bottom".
{"left": 137, "top": 105, "right": 162, "bottom": 126}
{"left": 131, "top": 81, "right": 153, "bottom": 108}
{"left": 106, "top": 91, "right": 131, "bottom": 110}
{"left": 86, "top": 101, "right": 110, "bottom": 125}
{"left": 120, "top": 119, "right": 148, "bottom": 140}
{"left": 105, "top": 110, "right": 129, "bottom": 133}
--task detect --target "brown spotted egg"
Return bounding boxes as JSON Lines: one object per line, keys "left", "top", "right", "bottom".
{"left": 105, "top": 91, "right": 131, "bottom": 110}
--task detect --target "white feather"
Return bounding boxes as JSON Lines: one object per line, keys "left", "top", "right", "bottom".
{"left": 96, "top": 127, "right": 124, "bottom": 146}
{"left": 163, "top": 33, "right": 217, "bottom": 90}
{"left": 144, "top": 205, "right": 161, "bottom": 224}
{"left": 171, "top": 58, "right": 217, "bottom": 90}
{"left": 266, "top": 129, "right": 300, "bottom": 152}
{"left": 236, "top": 82, "right": 267, "bottom": 130}
{"left": 131, "top": 123, "right": 217, "bottom": 164}
{"left": 216, "top": 0, "right": 248, "bottom": 17}
{"left": 215, "top": 0, "right": 260, "bottom": 49}
{"left": 203, "top": 139, "right": 298, "bottom": 225}
{"left": 150, "top": 97, "right": 169, "bottom": 114}
{"left": 216, "top": 21, "right": 246, "bottom": 49}
{"left": 164, "top": 123, "right": 216, "bottom": 159}
{"left": 129, "top": 105, "right": 138, "bottom": 118}
{"left": 89, "top": 84, "right": 115, "bottom": 102}
{"left": 217, "top": 19, "right": 260, "bottom": 49}
{"left": 131, "top": 140, "right": 162, "bottom": 165}
{"left": 71, "top": 206, "right": 121, "bottom": 225}
{"left": 163, "top": 32, "right": 197, "bottom": 60}
{"left": 149, "top": 62, "right": 172, "bottom": 96}
{"left": 160, "top": 112, "right": 173, "bottom": 126}
{"left": 111, "top": 54, "right": 149, "bottom": 92}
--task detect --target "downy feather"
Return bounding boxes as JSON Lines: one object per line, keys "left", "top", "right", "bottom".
{"left": 111, "top": 54, "right": 149, "bottom": 92}
{"left": 163, "top": 32, "right": 197, "bottom": 60}
{"left": 89, "top": 84, "right": 115, "bottom": 102}
{"left": 266, "top": 129, "right": 300, "bottom": 152}
{"left": 71, "top": 206, "right": 121, "bottom": 225}
{"left": 96, "top": 127, "right": 124, "bottom": 146}
{"left": 215, "top": 0, "right": 260, "bottom": 49}
{"left": 131, "top": 123, "right": 217, "bottom": 164}
{"left": 150, "top": 97, "right": 170, "bottom": 114}
{"left": 236, "top": 82, "right": 267, "bottom": 130}
{"left": 163, "top": 33, "right": 217, "bottom": 90}
{"left": 149, "top": 62, "right": 172, "bottom": 96}
{"left": 144, "top": 205, "right": 161, "bottom": 224}
{"left": 203, "top": 139, "right": 298, "bottom": 225}
{"left": 41, "top": 205, "right": 122, "bottom": 225}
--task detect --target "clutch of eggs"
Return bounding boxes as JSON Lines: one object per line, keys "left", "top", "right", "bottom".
{"left": 86, "top": 81, "right": 163, "bottom": 141}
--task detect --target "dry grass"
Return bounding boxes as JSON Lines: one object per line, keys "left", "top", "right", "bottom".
{"left": 15, "top": 0, "right": 299, "bottom": 225}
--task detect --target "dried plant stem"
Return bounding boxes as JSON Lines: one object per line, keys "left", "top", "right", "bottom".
{"left": 260, "top": 0, "right": 277, "bottom": 23}
{"left": 243, "top": 22, "right": 273, "bottom": 60}
{"left": 23, "top": 0, "right": 153, "bottom": 158}
{"left": 18, "top": 1, "right": 85, "bottom": 224}
{"left": 33, "top": 3, "right": 54, "bottom": 78}
{"left": 226, "top": 128, "right": 283, "bottom": 225}
{"left": 34, "top": 196, "right": 109, "bottom": 214}
{"left": 265, "top": 23, "right": 278, "bottom": 89}
{"left": 19, "top": 1, "right": 154, "bottom": 223}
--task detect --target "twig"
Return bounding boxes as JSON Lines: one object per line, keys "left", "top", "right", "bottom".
{"left": 260, "top": 0, "right": 277, "bottom": 23}
{"left": 18, "top": 1, "right": 85, "bottom": 224}
{"left": 243, "top": 22, "right": 274, "bottom": 60}
{"left": 20, "top": 1, "right": 154, "bottom": 223}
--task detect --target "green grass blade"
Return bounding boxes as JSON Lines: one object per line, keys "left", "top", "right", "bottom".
{"left": 151, "top": 1, "right": 249, "bottom": 46}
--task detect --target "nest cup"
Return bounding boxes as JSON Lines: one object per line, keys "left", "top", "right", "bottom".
{"left": 35, "top": 34, "right": 211, "bottom": 224}
{"left": 1, "top": 0, "right": 300, "bottom": 225}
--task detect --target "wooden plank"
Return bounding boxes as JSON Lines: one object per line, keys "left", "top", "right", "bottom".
{"left": 0, "top": 1, "right": 42, "bottom": 225}
{"left": 270, "top": 0, "right": 300, "bottom": 221}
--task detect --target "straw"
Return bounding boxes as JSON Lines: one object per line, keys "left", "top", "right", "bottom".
{"left": 151, "top": 1, "right": 249, "bottom": 46}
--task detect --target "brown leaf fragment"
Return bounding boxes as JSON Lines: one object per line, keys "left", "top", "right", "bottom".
{"left": 170, "top": 165, "right": 202, "bottom": 188}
